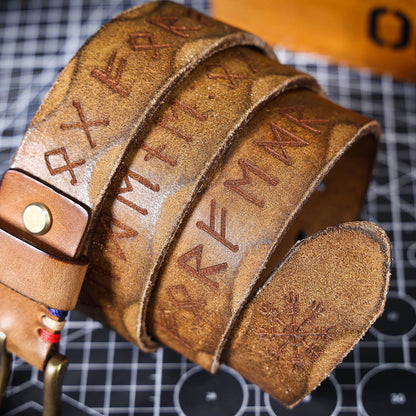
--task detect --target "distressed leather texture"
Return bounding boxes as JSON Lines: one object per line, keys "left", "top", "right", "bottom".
{"left": 0, "top": 0, "right": 391, "bottom": 408}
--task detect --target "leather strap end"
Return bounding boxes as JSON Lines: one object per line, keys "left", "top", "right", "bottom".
{"left": 222, "top": 221, "right": 391, "bottom": 407}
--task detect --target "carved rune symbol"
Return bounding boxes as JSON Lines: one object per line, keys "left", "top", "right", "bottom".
{"left": 60, "top": 99, "right": 109, "bottom": 148}
{"left": 205, "top": 63, "right": 248, "bottom": 89}
{"left": 157, "top": 99, "right": 207, "bottom": 142}
{"left": 196, "top": 199, "right": 239, "bottom": 252}
{"left": 44, "top": 147, "right": 85, "bottom": 185}
{"left": 257, "top": 292, "right": 336, "bottom": 371}
{"left": 254, "top": 122, "right": 309, "bottom": 167}
{"left": 177, "top": 244, "right": 228, "bottom": 290}
{"left": 95, "top": 214, "right": 138, "bottom": 261}
{"left": 129, "top": 32, "right": 171, "bottom": 60}
{"left": 166, "top": 284, "right": 207, "bottom": 322}
{"left": 224, "top": 159, "right": 278, "bottom": 208}
{"left": 91, "top": 50, "right": 130, "bottom": 97}
{"left": 149, "top": 16, "right": 201, "bottom": 38}
{"left": 142, "top": 143, "right": 177, "bottom": 167}
{"left": 116, "top": 168, "right": 160, "bottom": 216}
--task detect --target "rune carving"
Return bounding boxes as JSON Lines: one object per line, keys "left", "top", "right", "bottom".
{"left": 256, "top": 292, "right": 336, "bottom": 371}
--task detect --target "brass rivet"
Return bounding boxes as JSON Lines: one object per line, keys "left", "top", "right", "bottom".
{"left": 22, "top": 203, "right": 52, "bottom": 235}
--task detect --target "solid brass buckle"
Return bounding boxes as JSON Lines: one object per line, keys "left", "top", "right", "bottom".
{"left": 0, "top": 331, "right": 68, "bottom": 416}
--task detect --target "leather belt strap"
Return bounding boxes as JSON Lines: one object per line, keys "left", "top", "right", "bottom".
{"left": 148, "top": 88, "right": 381, "bottom": 372}
{"left": 0, "top": 0, "right": 391, "bottom": 411}
{"left": 0, "top": 0, "right": 274, "bottom": 371}
{"left": 78, "top": 45, "right": 320, "bottom": 349}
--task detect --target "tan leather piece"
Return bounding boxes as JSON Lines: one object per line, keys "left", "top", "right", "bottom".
{"left": 0, "top": 2, "right": 392, "bottom": 409}
{"left": 0, "top": 227, "right": 88, "bottom": 310}
{"left": 223, "top": 221, "right": 391, "bottom": 407}
{"left": 10, "top": 0, "right": 275, "bottom": 256}
{"left": 0, "top": 283, "right": 63, "bottom": 371}
{"left": 0, "top": 170, "right": 89, "bottom": 258}
{"left": 148, "top": 88, "right": 380, "bottom": 372}
{"left": 77, "top": 45, "right": 320, "bottom": 348}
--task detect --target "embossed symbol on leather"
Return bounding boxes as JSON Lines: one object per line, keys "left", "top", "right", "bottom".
{"left": 224, "top": 159, "right": 279, "bottom": 208}
{"left": 149, "top": 16, "right": 201, "bottom": 38}
{"left": 254, "top": 122, "right": 309, "bottom": 167}
{"left": 44, "top": 147, "right": 86, "bottom": 185}
{"left": 91, "top": 50, "right": 130, "bottom": 97}
{"left": 166, "top": 284, "right": 207, "bottom": 322}
{"left": 257, "top": 293, "right": 336, "bottom": 371}
{"left": 155, "top": 308, "right": 191, "bottom": 349}
{"left": 95, "top": 213, "right": 138, "bottom": 261}
{"left": 157, "top": 99, "right": 207, "bottom": 142}
{"left": 60, "top": 99, "right": 109, "bottom": 148}
{"left": 196, "top": 199, "right": 239, "bottom": 252}
{"left": 205, "top": 63, "right": 248, "bottom": 89}
{"left": 277, "top": 105, "right": 329, "bottom": 134}
{"left": 116, "top": 167, "right": 160, "bottom": 216}
{"left": 129, "top": 32, "right": 171, "bottom": 60}
{"left": 142, "top": 143, "right": 177, "bottom": 166}
{"left": 177, "top": 244, "right": 228, "bottom": 290}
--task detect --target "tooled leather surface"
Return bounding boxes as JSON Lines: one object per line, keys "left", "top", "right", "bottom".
{"left": 10, "top": 0, "right": 276, "bottom": 256}
{"left": 77, "top": 45, "right": 321, "bottom": 349}
{"left": 1, "top": 1, "right": 392, "bottom": 407}
{"left": 223, "top": 221, "right": 391, "bottom": 407}
{"left": 147, "top": 88, "right": 381, "bottom": 372}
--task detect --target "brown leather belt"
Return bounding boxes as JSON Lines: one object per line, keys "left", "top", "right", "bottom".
{"left": 0, "top": 1, "right": 391, "bottom": 414}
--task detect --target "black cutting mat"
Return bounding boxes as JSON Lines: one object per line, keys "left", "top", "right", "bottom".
{"left": 0, "top": 1, "right": 415, "bottom": 415}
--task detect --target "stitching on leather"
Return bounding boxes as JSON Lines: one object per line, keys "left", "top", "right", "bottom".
{"left": 224, "top": 159, "right": 279, "bottom": 208}
{"left": 205, "top": 63, "right": 248, "bottom": 89}
{"left": 256, "top": 294, "right": 337, "bottom": 371}
{"left": 60, "top": 99, "right": 109, "bottom": 148}
{"left": 129, "top": 32, "right": 171, "bottom": 60}
{"left": 157, "top": 99, "right": 207, "bottom": 142}
{"left": 94, "top": 213, "right": 138, "bottom": 261}
{"left": 91, "top": 50, "right": 130, "bottom": 97}
{"left": 154, "top": 308, "right": 192, "bottom": 349}
{"left": 196, "top": 199, "right": 239, "bottom": 252}
{"left": 142, "top": 143, "right": 177, "bottom": 166}
{"left": 166, "top": 284, "right": 207, "bottom": 322}
{"left": 115, "top": 168, "right": 160, "bottom": 216}
{"left": 44, "top": 147, "right": 85, "bottom": 185}
{"left": 177, "top": 244, "right": 228, "bottom": 290}
{"left": 148, "top": 16, "right": 201, "bottom": 38}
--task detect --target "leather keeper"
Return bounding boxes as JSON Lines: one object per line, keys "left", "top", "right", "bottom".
{"left": 0, "top": 228, "right": 88, "bottom": 311}
{"left": 0, "top": 169, "right": 89, "bottom": 310}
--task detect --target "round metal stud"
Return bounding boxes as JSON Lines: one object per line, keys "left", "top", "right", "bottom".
{"left": 22, "top": 203, "right": 52, "bottom": 235}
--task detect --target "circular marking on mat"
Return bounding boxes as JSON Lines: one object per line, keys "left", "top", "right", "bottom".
{"left": 174, "top": 365, "right": 248, "bottom": 416}
{"left": 358, "top": 365, "right": 416, "bottom": 416}
{"left": 371, "top": 292, "right": 416, "bottom": 338}
{"left": 264, "top": 375, "right": 341, "bottom": 416}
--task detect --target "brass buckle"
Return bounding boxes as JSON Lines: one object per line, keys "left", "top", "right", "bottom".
{"left": 0, "top": 331, "right": 68, "bottom": 416}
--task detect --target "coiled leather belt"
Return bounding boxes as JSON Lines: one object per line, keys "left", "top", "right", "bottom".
{"left": 0, "top": 1, "right": 391, "bottom": 414}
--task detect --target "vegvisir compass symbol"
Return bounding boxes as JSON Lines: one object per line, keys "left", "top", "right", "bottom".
{"left": 257, "top": 292, "right": 336, "bottom": 370}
